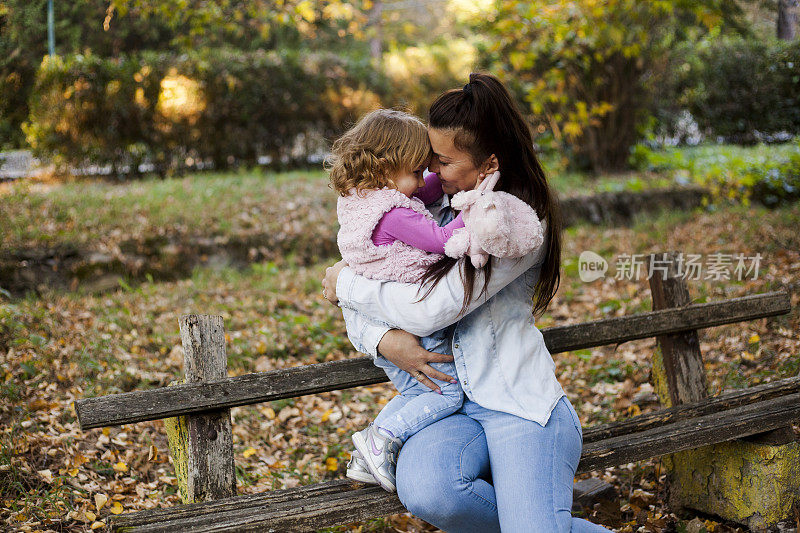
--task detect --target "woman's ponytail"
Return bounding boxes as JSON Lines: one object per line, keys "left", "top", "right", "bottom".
{"left": 423, "top": 72, "right": 562, "bottom": 318}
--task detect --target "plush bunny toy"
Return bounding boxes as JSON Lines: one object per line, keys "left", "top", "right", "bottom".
{"left": 443, "top": 171, "right": 544, "bottom": 268}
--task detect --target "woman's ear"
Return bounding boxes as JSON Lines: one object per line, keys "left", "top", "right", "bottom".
{"left": 481, "top": 154, "right": 499, "bottom": 176}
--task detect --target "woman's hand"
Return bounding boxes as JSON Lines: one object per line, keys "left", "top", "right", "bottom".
{"left": 378, "top": 329, "right": 457, "bottom": 393}
{"left": 322, "top": 260, "right": 347, "bottom": 305}
{"left": 474, "top": 169, "right": 500, "bottom": 191}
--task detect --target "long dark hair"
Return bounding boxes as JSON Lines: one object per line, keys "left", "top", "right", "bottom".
{"left": 420, "top": 72, "right": 562, "bottom": 318}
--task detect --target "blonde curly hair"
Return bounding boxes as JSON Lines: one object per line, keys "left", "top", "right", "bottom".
{"left": 327, "top": 109, "right": 432, "bottom": 197}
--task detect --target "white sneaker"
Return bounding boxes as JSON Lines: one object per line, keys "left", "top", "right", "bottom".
{"left": 351, "top": 424, "right": 402, "bottom": 493}
{"left": 346, "top": 448, "right": 378, "bottom": 484}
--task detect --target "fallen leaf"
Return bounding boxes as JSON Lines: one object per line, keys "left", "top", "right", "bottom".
{"left": 29, "top": 399, "right": 51, "bottom": 411}
{"left": 325, "top": 457, "right": 338, "bottom": 471}
{"left": 110, "top": 501, "right": 124, "bottom": 515}
{"left": 113, "top": 461, "right": 128, "bottom": 473}
{"left": 95, "top": 493, "right": 108, "bottom": 512}
{"left": 741, "top": 351, "right": 756, "bottom": 362}
{"left": 243, "top": 447, "right": 257, "bottom": 458}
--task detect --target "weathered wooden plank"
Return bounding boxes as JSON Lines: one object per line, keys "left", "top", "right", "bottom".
{"left": 647, "top": 252, "right": 707, "bottom": 406}
{"left": 741, "top": 426, "right": 798, "bottom": 446}
{"left": 109, "top": 392, "right": 800, "bottom": 532}
{"left": 77, "top": 357, "right": 388, "bottom": 429}
{"left": 543, "top": 290, "right": 790, "bottom": 354}
{"left": 115, "top": 485, "right": 405, "bottom": 533}
{"left": 109, "top": 480, "right": 365, "bottom": 530}
{"left": 578, "top": 392, "right": 800, "bottom": 473}
{"left": 109, "top": 478, "right": 613, "bottom": 532}
{"left": 75, "top": 291, "right": 791, "bottom": 429}
{"left": 583, "top": 375, "right": 800, "bottom": 443}
{"left": 179, "top": 315, "right": 236, "bottom": 502}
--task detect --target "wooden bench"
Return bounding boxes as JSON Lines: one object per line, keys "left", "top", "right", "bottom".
{"left": 74, "top": 251, "right": 796, "bottom": 532}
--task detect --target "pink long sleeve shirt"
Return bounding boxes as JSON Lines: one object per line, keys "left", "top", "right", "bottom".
{"left": 371, "top": 173, "right": 465, "bottom": 253}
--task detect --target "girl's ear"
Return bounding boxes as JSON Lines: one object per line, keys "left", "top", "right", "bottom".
{"left": 481, "top": 154, "right": 499, "bottom": 176}
{"left": 377, "top": 157, "right": 392, "bottom": 181}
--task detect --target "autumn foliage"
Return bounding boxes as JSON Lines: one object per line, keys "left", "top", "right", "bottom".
{"left": 480, "top": 0, "right": 749, "bottom": 173}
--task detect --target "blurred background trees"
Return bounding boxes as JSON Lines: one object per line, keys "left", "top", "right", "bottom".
{"left": 0, "top": 0, "right": 798, "bottom": 176}
{"left": 477, "top": 0, "right": 748, "bottom": 172}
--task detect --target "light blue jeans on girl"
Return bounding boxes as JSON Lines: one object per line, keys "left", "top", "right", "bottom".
{"left": 372, "top": 325, "right": 463, "bottom": 442}
{"left": 395, "top": 395, "right": 611, "bottom": 532}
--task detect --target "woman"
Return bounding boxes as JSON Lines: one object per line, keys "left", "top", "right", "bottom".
{"left": 323, "top": 72, "right": 610, "bottom": 532}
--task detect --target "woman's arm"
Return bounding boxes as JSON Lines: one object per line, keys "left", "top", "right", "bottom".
{"left": 339, "top": 299, "right": 457, "bottom": 391}
{"left": 340, "top": 306, "right": 391, "bottom": 359}
{"left": 334, "top": 232, "right": 548, "bottom": 337}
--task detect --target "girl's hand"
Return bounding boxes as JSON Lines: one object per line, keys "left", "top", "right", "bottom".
{"left": 322, "top": 260, "right": 347, "bottom": 304}
{"left": 377, "top": 329, "right": 457, "bottom": 393}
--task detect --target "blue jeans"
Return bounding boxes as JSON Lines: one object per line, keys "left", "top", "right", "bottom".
{"left": 373, "top": 357, "right": 464, "bottom": 443}
{"left": 395, "top": 396, "right": 611, "bottom": 532}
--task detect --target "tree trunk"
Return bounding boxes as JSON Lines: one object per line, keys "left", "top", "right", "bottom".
{"left": 778, "top": 0, "right": 798, "bottom": 40}
{"left": 368, "top": 1, "right": 383, "bottom": 61}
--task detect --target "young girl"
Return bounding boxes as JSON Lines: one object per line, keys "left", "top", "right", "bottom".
{"left": 327, "top": 109, "right": 466, "bottom": 493}
{"left": 327, "top": 108, "right": 542, "bottom": 493}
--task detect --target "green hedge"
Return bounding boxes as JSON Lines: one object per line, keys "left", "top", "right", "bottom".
{"left": 24, "top": 50, "right": 386, "bottom": 176}
{"left": 682, "top": 38, "right": 800, "bottom": 143}
{"left": 630, "top": 141, "right": 800, "bottom": 207}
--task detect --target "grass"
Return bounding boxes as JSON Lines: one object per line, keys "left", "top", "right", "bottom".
{"left": 0, "top": 165, "right": 654, "bottom": 251}
{"left": 630, "top": 140, "right": 800, "bottom": 207}
{"left": 2, "top": 142, "right": 796, "bottom": 254}
{"left": 632, "top": 141, "right": 800, "bottom": 173}
{"left": 0, "top": 168, "right": 332, "bottom": 250}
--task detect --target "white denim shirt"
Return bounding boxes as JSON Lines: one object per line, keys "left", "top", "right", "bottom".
{"left": 337, "top": 194, "right": 565, "bottom": 426}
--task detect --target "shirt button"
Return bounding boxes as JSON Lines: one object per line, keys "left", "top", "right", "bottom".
{"left": 454, "top": 343, "right": 460, "bottom": 349}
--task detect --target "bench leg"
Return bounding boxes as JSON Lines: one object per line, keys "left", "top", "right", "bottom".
{"left": 648, "top": 252, "right": 800, "bottom": 529}
{"left": 662, "top": 440, "right": 800, "bottom": 531}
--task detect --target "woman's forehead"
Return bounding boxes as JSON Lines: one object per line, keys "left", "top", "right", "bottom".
{"left": 428, "top": 128, "right": 462, "bottom": 158}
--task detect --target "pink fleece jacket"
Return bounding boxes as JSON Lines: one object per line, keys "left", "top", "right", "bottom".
{"left": 337, "top": 186, "right": 455, "bottom": 283}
